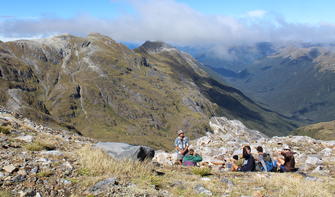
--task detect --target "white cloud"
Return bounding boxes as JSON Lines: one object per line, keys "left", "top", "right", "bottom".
{"left": 245, "top": 10, "right": 267, "bottom": 18}
{"left": 1, "top": 0, "right": 335, "bottom": 57}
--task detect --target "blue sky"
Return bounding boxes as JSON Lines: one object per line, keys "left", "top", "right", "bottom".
{"left": 1, "top": 0, "right": 334, "bottom": 23}
{"left": 1, "top": 0, "right": 335, "bottom": 45}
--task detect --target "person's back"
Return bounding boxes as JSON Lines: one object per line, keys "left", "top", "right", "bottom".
{"left": 282, "top": 150, "right": 296, "bottom": 172}
{"left": 256, "top": 146, "right": 275, "bottom": 172}
{"left": 182, "top": 149, "right": 202, "bottom": 166}
{"left": 238, "top": 146, "right": 255, "bottom": 172}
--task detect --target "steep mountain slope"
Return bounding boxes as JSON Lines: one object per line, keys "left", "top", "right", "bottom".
{"left": 291, "top": 120, "right": 335, "bottom": 140}
{"left": 192, "top": 44, "right": 335, "bottom": 124}
{"left": 0, "top": 34, "right": 297, "bottom": 149}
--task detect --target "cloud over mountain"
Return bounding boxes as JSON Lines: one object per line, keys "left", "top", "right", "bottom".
{"left": 1, "top": 0, "right": 335, "bottom": 50}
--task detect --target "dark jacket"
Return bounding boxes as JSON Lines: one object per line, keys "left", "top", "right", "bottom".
{"left": 281, "top": 151, "right": 296, "bottom": 172}
{"left": 239, "top": 154, "right": 256, "bottom": 172}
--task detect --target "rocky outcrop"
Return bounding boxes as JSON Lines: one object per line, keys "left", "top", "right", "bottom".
{"left": 95, "top": 142, "right": 155, "bottom": 161}
{"left": 154, "top": 117, "right": 335, "bottom": 175}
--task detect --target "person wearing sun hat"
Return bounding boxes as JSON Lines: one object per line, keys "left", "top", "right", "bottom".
{"left": 276, "top": 144, "right": 297, "bottom": 172}
{"left": 175, "top": 130, "right": 189, "bottom": 165}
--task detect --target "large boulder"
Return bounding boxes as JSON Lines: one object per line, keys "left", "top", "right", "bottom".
{"left": 95, "top": 142, "right": 155, "bottom": 161}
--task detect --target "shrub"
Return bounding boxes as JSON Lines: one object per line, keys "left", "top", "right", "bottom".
{"left": 191, "top": 167, "right": 212, "bottom": 177}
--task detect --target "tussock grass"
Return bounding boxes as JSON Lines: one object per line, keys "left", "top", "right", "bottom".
{"left": 254, "top": 173, "right": 335, "bottom": 197}
{"left": 76, "top": 145, "right": 154, "bottom": 178}
{"left": 191, "top": 167, "right": 212, "bottom": 177}
{"left": 0, "top": 126, "right": 10, "bottom": 134}
{"left": 37, "top": 170, "right": 53, "bottom": 177}
{"left": 25, "top": 140, "right": 56, "bottom": 151}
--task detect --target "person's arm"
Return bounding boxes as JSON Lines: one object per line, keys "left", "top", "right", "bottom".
{"left": 175, "top": 138, "right": 180, "bottom": 151}
{"left": 184, "top": 137, "right": 190, "bottom": 151}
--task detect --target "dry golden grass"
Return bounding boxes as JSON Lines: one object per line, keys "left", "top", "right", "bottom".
{"left": 24, "top": 140, "right": 56, "bottom": 151}
{"left": 0, "top": 190, "right": 12, "bottom": 197}
{"left": 254, "top": 173, "right": 335, "bottom": 197}
{"left": 76, "top": 145, "right": 154, "bottom": 178}
{"left": 0, "top": 126, "right": 11, "bottom": 135}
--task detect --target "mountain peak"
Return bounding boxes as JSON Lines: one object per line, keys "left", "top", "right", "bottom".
{"left": 139, "top": 41, "right": 175, "bottom": 53}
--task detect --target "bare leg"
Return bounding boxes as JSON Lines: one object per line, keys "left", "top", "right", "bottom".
{"left": 178, "top": 160, "right": 182, "bottom": 165}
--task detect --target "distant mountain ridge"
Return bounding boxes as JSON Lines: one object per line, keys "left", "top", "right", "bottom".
{"left": 190, "top": 43, "right": 335, "bottom": 126}
{"left": 0, "top": 34, "right": 297, "bottom": 149}
{"left": 291, "top": 120, "right": 335, "bottom": 140}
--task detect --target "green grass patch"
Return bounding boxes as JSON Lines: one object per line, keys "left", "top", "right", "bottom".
{"left": 191, "top": 167, "right": 212, "bottom": 177}
{"left": 37, "top": 170, "right": 53, "bottom": 177}
{"left": 78, "top": 168, "right": 91, "bottom": 176}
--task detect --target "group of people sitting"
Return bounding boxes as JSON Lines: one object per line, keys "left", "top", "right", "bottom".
{"left": 175, "top": 130, "right": 297, "bottom": 172}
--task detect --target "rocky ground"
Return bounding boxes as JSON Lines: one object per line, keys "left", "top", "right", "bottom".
{"left": 1, "top": 107, "right": 335, "bottom": 196}
{"left": 155, "top": 117, "right": 335, "bottom": 175}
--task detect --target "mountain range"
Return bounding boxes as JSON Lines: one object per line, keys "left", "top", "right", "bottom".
{"left": 191, "top": 43, "right": 335, "bottom": 125}
{"left": 0, "top": 34, "right": 298, "bottom": 149}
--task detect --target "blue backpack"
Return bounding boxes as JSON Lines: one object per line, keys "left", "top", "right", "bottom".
{"left": 261, "top": 153, "right": 275, "bottom": 172}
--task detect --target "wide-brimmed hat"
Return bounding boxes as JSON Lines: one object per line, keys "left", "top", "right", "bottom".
{"left": 177, "top": 130, "right": 184, "bottom": 135}
{"left": 282, "top": 144, "right": 291, "bottom": 150}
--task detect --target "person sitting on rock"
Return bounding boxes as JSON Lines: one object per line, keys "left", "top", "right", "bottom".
{"left": 255, "top": 146, "right": 275, "bottom": 172}
{"left": 276, "top": 145, "right": 297, "bottom": 172}
{"left": 175, "top": 130, "right": 189, "bottom": 165}
{"left": 237, "top": 145, "right": 256, "bottom": 172}
{"left": 182, "top": 149, "right": 203, "bottom": 166}
{"left": 231, "top": 155, "right": 244, "bottom": 171}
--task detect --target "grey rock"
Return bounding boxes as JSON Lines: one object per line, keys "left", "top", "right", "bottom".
{"left": 15, "top": 135, "right": 34, "bottom": 143}
{"left": 320, "top": 148, "right": 332, "bottom": 157}
{"left": 305, "top": 176, "right": 318, "bottom": 181}
{"left": 12, "top": 175, "right": 26, "bottom": 182}
{"left": 305, "top": 156, "right": 322, "bottom": 165}
{"left": 60, "top": 178, "right": 72, "bottom": 185}
{"left": 40, "top": 150, "right": 63, "bottom": 156}
{"left": 18, "top": 189, "right": 35, "bottom": 197}
{"left": 194, "top": 184, "right": 212, "bottom": 196}
{"left": 170, "top": 181, "right": 185, "bottom": 190}
{"left": 89, "top": 177, "right": 118, "bottom": 194}
{"left": 221, "top": 178, "right": 234, "bottom": 187}
{"left": 3, "top": 164, "right": 17, "bottom": 173}
{"left": 30, "top": 166, "right": 39, "bottom": 174}
{"left": 35, "top": 193, "right": 42, "bottom": 197}
{"left": 95, "top": 142, "right": 155, "bottom": 161}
